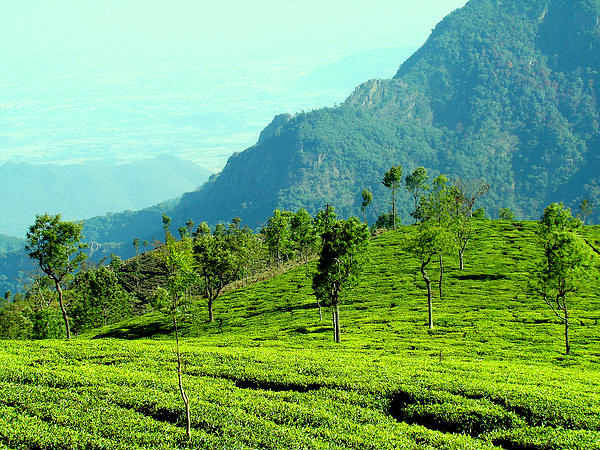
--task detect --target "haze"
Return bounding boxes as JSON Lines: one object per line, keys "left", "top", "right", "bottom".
{"left": 1, "top": 1, "right": 467, "bottom": 171}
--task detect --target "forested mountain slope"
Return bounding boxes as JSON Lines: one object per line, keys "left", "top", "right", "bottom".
{"left": 3, "top": 0, "right": 600, "bottom": 292}
{"left": 82, "top": 0, "right": 600, "bottom": 247}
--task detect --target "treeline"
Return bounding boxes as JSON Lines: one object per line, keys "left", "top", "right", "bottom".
{"left": 0, "top": 164, "right": 594, "bottom": 357}
{"left": 0, "top": 206, "right": 344, "bottom": 338}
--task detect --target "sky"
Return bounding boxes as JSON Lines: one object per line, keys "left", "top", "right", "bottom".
{"left": 0, "top": 0, "right": 469, "bottom": 171}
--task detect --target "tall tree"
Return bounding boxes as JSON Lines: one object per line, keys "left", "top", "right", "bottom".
{"left": 405, "top": 167, "right": 429, "bottom": 223}
{"left": 162, "top": 214, "right": 172, "bottom": 241}
{"left": 312, "top": 216, "right": 369, "bottom": 343}
{"left": 154, "top": 235, "right": 196, "bottom": 441}
{"left": 382, "top": 165, "right": 403, "bottom": 230}
{"left": 262, "top": 209, "right": 293, "bottom": 265}
{"left": 70, "top": 265, "right": 132, "bottom": 331}
{"left": 406, "top": 222, "right": 450, "bottom": 329}
{"left": 531, "top": 203, "right": 591, "bottom": 355}
{"left": 419, "top": 175, "right": 454, "bottom": 299}
{"left": 360, "top": 189, "right": 373, "bottom": 224}
{"left": 25, "top": 214, "right": 86, "bottom": 339}
{"left": 578, "top": 199, "right": 593, "bottom": 225}
{"left": 290, "top": 209, "right": 319, "bottom": 265}
{"left": 193, "top": 231, "right": 239, "bottom": 322}
{"left": 453, "top": 178, "right": 490, "bottom": 218}
{"left": 449, "top": 179, "right": 489, "bottom": 270}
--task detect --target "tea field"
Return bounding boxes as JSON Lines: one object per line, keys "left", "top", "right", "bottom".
{"left": 1, "top": 221, "right": 599, "bottom": 449}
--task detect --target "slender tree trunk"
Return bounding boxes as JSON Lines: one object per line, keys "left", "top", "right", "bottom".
{"left": 317, "top": 300, "right": 322, "bottom": 321}
{"left": 438, "top": 254, "right": 444, "bottom": 300}
{"left": 334, "top": 303, "right": 341, "bottom": 343}
{"left": 459, "top": 250, "right": 464, "bottom": 270}
{"left": 421, "top": 264, "right": 433, "bottom": 329}
{"left": 208, "top": 298, "right": 214, "bottom": 322}
{"left": 54, "top": 279, "right": 71, "bottom": 339}
{"left": 392, "top": 188, "right": 396, "bottom": 230}
{"left": 174, "top": 316, "right": 191, "bottom": 441}
{"left": 331, "top": 307, "right": 337, "bottom": 342}
{"left": 564, "top": 307, "right": 570, "bottom": 355}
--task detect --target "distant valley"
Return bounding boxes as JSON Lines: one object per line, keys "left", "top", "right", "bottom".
{"left": 0, "top": 155, "right": 211, "bottom": 237}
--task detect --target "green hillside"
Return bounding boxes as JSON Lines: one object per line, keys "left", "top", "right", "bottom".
{"left": 1, "top": 221, "right": 599, "bottom": 449}
{"left": 78, "top": 0, "right": 600, "bottom": 248}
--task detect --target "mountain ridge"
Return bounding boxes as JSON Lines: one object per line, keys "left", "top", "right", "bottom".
{"left": 78, "top": 0, "right": 600, "bottom": 243}
{"left": 3, "top": 0, "right": 600, "bottom": 293}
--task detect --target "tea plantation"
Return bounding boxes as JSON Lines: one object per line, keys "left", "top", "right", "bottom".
{"left": 1, "top": 221, "right": 599, "bottom": 449}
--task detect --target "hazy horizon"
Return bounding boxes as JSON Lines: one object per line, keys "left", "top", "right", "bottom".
{"left": 1, "top": 1, "right": 468, "bottom": 172}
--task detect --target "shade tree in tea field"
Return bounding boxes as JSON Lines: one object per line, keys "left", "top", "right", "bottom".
{"left": 531, "top": 203, "right": 592, "bottom": 355}
{"left": 25, "top": 213, "right": 87, "bottom": 339}
{"left": 312, "top": 215, "right": 369, "bottom": 343}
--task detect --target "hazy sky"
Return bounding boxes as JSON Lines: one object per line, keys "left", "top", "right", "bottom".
{"left": 1, "top": 1, "right": 468, "bottom": 169}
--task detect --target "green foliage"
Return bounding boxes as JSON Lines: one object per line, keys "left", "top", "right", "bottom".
{"left": 578, "top": 199, "right": 593, "bottom": 225}
{"left": 405, "top": 167, "right": 429, "bottom": 221}
{"left": 473, "top": 208, "right": 487, "bottom": 220}
{"left": 382, "top": 165, "right": 403, "bottom": 230}
{"left": 375, "top": 213, "right": 399, "bottom": 230}
{"left": 0, "top": 221, "right": 599, "bottom": 449}
{"left": 70, "top": 266, "right": 133, "bottom": 332}
{"left": 312, "top": 217, "right": 369, "bottom": 307}
{"left": 262, "top": 210, "right": 294, "bottom": 264}
{"left": 312, "top": 216, "right": 369, "bottom": 342}
{"left": 360, "top": 189, "right": 373, "bottom": 223}
{"left": 498, "top": 208, "right": 515, "bottom": 221}
{"left": 25, "top": 214, "right": 87, "bottom": 339}
{"left": 193, "top": 230, "right": 239, "bottom": 322}
{"left": 25, "top": 214, "right": 86, "bottom": 283}
{"left": 531, "top": 203, "right": 592, "bottom": 354}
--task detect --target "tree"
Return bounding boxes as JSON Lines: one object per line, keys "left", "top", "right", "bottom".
{"left": 312, "top": 205, "right": 338, "bottom": 318}
{"left": 578, "top": 199, "right": 593, "bottom": 224}
{"left": 405, "top": 222, "right": 451, "bottom": 329}
{"left": 360, "top": 189, "right": 373, "bottom": 224}
{"left": 419, "top": 175, "right": 454, "bottom": 299}
{"left": 498, "top": 208, "right": 515, "bottom": 221}
{"left": 453, "top": 178, "right": 490, "bottom": 218}
{"left": 162, "top": 214, "right": 172, "bottom": 240}
{"left": 25, "top": 214, "right": 86, "bottom": 339}
{"left": 314, "top": 204, "right": 337, "bottom": 237}
{"left": 185, "top": 219, "right": 195, "bottom": 236}
{"left": 375, "top": 213, "right": 396, "bottom": 230}
{"left": 312, "top": 216, "right": 369, "bottom": 343}
{"left": 262, "top": 209, "right": 293, "bottom": 265}
{"left": 449, "top": 180, "right": 489, "bottom": 270}
{"left": 193, "top": 231, "right": 239, "bottom": 322}
{"left": 70, "top": 265, "right": 132, "bottom": 331}
{"left": 382, "top": 165, "right": 403, "bottom": 230}
{"left": 405, "top": 167, "right": 429, "bottom": 223}
{"left": 290, "top": 209, "right": 319, "bottom": 264}
{"left": 531, "top": 203, "right": 591, "bottom": 355}
{"left": 153, "top": 235, "right": 196, "bottom": 441}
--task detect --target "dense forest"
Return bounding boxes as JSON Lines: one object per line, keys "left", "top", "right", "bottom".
{"left": 79, "top": 0, "right": 600, "bottom": 244}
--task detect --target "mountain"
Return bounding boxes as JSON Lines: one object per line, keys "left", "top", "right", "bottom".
{"left": 3, "top": 0, "right": 600, "bottom": 292}
{"left": 80, "top": 0, "right": 600, "bottom": 245}
{"left": 0, "top": 155, "right": 211, "bottom": 237}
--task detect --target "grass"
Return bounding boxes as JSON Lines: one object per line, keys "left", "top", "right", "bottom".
{"left": 1, "top": 220, "right": 600, "bottom": 449}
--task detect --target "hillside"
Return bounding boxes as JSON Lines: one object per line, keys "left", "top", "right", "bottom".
{"left": 79, "top": 0, "right": 600, "bottom": 247}
{"left": 1, "top": 221, "right": 599, "bottom": 449}
{"left": 0, "top": 155, "right": 211, "bottom": 237}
